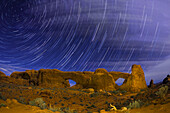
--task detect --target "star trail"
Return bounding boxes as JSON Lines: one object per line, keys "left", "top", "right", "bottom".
{"left": 0, "top": 0, "right": 170, "bottom": 84}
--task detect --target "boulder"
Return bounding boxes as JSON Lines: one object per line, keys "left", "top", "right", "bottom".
{"left": 6, "top": 99, "right": 12, "bottom": 104}
{"left": 98, "top": 89, "right": 106, "bottom": 93}
{"left": 100, "top": 109, "right": 107, "bottom": 113}
{"left": 82, "top": 88, "right": 95, "bottom": 93}
{"left": 11, "top": 99, "right": 19, "bottom": 104}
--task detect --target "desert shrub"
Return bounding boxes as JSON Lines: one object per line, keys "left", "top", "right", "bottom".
{"left": 155, "top": 86, "right": 168, "bottom": 99}
{"left": 120, "top": 90, "right": 127, "bottom": 94}
{"left": 29, "top": 100, "right": 36, "bottom": 106}
{"left": 111, "top": 91, "right": 118, "bottom": 94}
{"left": 91, "top": 104, "right": 97, "bottom": 108}
{"left": 87, "top": 111, "right": 93, "bottom": 113}
{"left": 62, "top": 107, "right": 77, "bottom": 113}
{"left": 105, "top": 101, "right": 109, "bottom": 104}
{"left": 0, "top": 93, "right": 6, "bottom": 101}
{"left": 0, "top": 103, "right": 6, "bottom": 107}
{"left": 90, "top": 92, "right": 99, "bottom": 97}
{"left": 130, "top": 96, "right": 134, "bottom": 98}
{"left": 140, "top": 89, "right": 146, "bottom": 91}
{"left": 0, "top": 93, "right": 2, "bottom": 99}
{"left": 49, "top": 96, "right": 53, "bottom": 99}
{"left": 34, "top": 98, "right": 44, "bottom": 105}
{"left": 63, "top": 97, "right": 70, "bottom": 100}
{"left": 73, "top": 110, "right": 78, "bottom": 113}
{"left": 49, "top": 106, "right": 77, "bottom": 113}
{"left": 18, "top": 97, "right": 25, "bottom": 104}
{"left": 61, "top": 103, "right": 64, "bottom": 106}
{"left": 125, "top": 108, "right": 131, "bottom": 113}
{"left": 87, "top": 104, "right": 97, "bottom": 108}
{"left": 29, "top": 98, "right": 47, "bottom": 109}
{"left": 39, "top": 103, "right": 47, "bottom": 109}
{"left": 80, "top": 104, "right": 84, "bottom": 106}
{"left": 127, "top": 100, "right": 143, "bottom": 109}
{"left": 49, "top": 107, "right": 64, "bottom": 113}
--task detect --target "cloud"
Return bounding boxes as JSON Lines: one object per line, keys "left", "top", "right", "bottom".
{"left": 145, "top": 56, "right": 170, "bottom": 83}
{"left": 0, "top": 64, "right": 29, "bottom": 76}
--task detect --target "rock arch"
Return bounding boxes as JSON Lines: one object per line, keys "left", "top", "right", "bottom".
{"left": 115, "top": 78, "right": 126, "bottom": 86}
{"left": 10, "top": 64, "right": 147, "bottom": 92}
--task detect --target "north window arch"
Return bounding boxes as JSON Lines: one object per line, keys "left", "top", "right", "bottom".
{"left": 68, "top": 79, "right": 77, "bottom": 87}
{"left": 115, "top": 78, "right": 125, "bottom": 86}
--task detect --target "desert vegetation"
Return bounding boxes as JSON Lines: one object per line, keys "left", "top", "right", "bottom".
{"left": 0, "top": 81, "right": 169, "bottom": 113}
{"left": 0, "top": 68, "right": 169, "bottom": 113}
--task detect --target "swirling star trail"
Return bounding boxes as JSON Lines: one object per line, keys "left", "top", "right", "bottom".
{"left": 0, "top": 0, "right": 170, "bottom": 84}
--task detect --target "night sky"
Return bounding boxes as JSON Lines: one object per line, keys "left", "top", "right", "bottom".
{"left": 0, "top": 0, "right": 170, "bottom": 84}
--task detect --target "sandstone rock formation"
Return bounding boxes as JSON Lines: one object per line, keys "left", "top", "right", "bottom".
{"left": 0, "top": 71, "right": 29, "bottom": 86}
{"left": 0, "top": 71, "right": 6, "bottom": 77}
{"left": 10, "top": 64, "right": 147, "bottom": 92}
{"left": 148, "top": 79, "right": 155, "bottom": 88}
{"left": 10, "top": 69, "right": 116, "bottom": 91}
{"left": 119, "top": 64, "right": 147, "bottom": 92}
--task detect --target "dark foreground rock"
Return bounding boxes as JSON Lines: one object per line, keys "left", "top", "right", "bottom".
{"left": 163, "top": 75, "right": 170, "bottom": 84}
{"left": 148, "top": 79, "right": 156, "bottom": 88}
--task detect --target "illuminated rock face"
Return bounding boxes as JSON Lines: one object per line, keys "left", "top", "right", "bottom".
{"left": 0, "top": 71, "right": 29, "bottom": 86}
{"left": 119, "top": 64, "right": 148, "bottom": 92}
{"left": 10, "top": 64, "right": 147, "bottom": 92}
{"left": 0, "top": 71, "right": 6, "bottom": 77}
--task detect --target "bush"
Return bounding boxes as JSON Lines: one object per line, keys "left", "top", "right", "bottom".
{"left": 29, "top": 100, "right": 36, "bottom": 106}
{"left": 87, "top": 104, "right": 97, "bottom": 108}
{"left": 127, "top": 100, "right": 143, "bottom": 109}
{"left": 39, "top": 103, "right": 47, "bottom": 109}
{"left": 49, "top": 106, "right": 77, "bottom": 113}
{"left": 18, "top": 97, "right": 25, "bottom": 104}
{"left": 63, "top": 97, "right": 70, "bottom": 100}
{"left": 112, "top": 91, "right": 118, "bottom": 94}
{"left": 34, "top": 98, "right": 44, "bottom": 105}
{"left": 29, "top": 98, "right": 47, "bottom": 109}
{"left": 49, "top": 107, "right": 62, "bottom": 112}
{"left": 0, "top": 103, "right": 6, "bottom": 108}
{"left": 155, "top": 86, "right": 168, "bottom": 99}
{"left": 0, "top": 93, "right": 6, "bottom": 101}
{"left": 87, "top": 111, "right": 93, "bottom": 113}
{"left": 120, "top": 90, "right": 127, "bottom": 94}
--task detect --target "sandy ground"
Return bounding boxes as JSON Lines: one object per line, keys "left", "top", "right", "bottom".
{"left": 129, "top": 103, "right": 170, "bottom": 113}
{"left": 0, "top": 99, "right": 170, "bottom": 113}
{"left": 0, "top": 99, "right": 59, "bottom": 113}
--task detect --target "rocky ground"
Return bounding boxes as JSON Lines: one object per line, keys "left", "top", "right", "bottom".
{"left": 0, "top": 67, "right": 169, "bottom": 113}
{"left": 0, "top": 98, "right": 170, "bottom": 113}
{"left": 0, "top": 80, "right": 169, "bottom": 113}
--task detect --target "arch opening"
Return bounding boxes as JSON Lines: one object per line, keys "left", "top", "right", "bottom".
{"left": 68, "top": 79, "right": 76, "bottom": 87}
{"left": 115, "top": 78, "right": 125, "bottom": 86}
